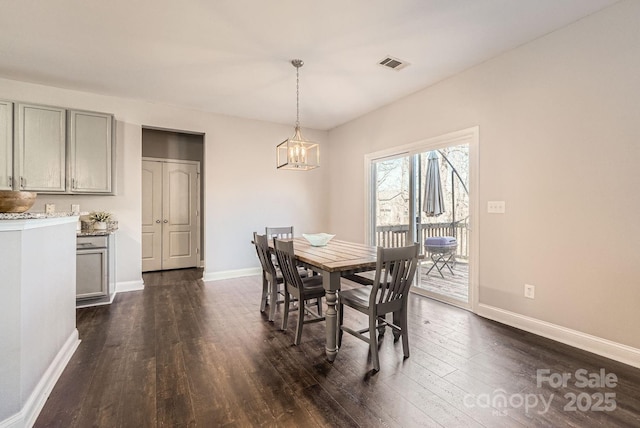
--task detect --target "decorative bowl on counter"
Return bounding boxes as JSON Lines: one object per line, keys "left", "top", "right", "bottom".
{"left": 302, "top": 233, "right": 335, "bottom": 247}
{"left": 0, "top": 190, "right": 37, "bottom": 213}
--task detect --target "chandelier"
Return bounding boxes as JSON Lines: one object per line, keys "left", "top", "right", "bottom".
{"left": 276, "top": 59, "right": 319, "bottom": 170}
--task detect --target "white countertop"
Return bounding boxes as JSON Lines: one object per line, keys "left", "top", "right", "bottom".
{"left": 0, "top": 214, "right": 78, "bottom": 231}
{"left": 0, "top": 212, "right": 77, "bottom": 220}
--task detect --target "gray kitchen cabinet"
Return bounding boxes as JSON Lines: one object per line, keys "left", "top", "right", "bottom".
{"left": 14, "top": 103, "right": 66, "bottom": 192}
{"left": 0, "top": 100, "right": 12, "bottom": 190}
{"left": 68, "top": 110, "right": 114, "bottom": 194}
{"left": 76, "top": 234, "right": 116, "bottom": 304}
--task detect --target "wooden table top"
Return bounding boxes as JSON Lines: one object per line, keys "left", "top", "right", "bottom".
{"left": 274, "top": 238, "right": 378, "bottom": 273}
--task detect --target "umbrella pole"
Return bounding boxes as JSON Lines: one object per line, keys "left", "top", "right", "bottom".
{"left": 451, "top": 169, "right": 456, "bottom": 237}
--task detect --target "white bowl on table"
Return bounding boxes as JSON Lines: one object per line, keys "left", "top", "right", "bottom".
{"left": 302, "top": 233, "right": 335, "bottom": 247}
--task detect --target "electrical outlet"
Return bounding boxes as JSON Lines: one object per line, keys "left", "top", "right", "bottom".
{"left": 524, "top": 284, "right": 535, "bottom": 299}
{"left": 488, "top": 201, "right": 506, "bottom": 213}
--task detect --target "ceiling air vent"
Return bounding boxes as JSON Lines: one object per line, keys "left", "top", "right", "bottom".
{"left": 378, "top": 56, "right": 410, "bottom": 71}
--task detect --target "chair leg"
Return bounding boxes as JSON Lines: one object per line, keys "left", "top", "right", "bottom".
{"left": 400, "top": 309, "right": 410, "bottom": 358}
{"left": 260, "top": 274, "right": 268, "bottom": 313}
{"left": 316, "top": 297, "right": 323, "bottom": 316}
{"left": 281, "top": 289, "right": 290, "bottom": 331}
{"left": 369, "top": 313, "right": 380, "bottom": 372}
{"left": 294, "top": 298, "right": 305, "bottom": 345}
{"left": 377, "top": 314, "right": 386, "bottom": 337}
{"left": 338, "top": 302, "right": 344, "bottom": 348}
{"left": 392, "top": 311, "right": 401, "bottom": 341}
{"left": 268, "top": 279, "right": 278, "bottom": 322}
{"left": 393, "top": 308, "right": 409, "bottom": 358}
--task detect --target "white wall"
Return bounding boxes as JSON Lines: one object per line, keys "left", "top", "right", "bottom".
{"left": 327, "top": 1, "right": 640, "bottom": 350}
{"left": 0, "top": 78, "right": 330, "bottom": 286}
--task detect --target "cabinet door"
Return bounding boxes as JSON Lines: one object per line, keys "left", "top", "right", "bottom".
{"left": 76, "top": 248, "right": 108, "bottom": 299}
{"left": 68, "top": 110, "right": 114, "bottom": 193}
{"left": 15, "top": 103, "right": 66, "bottom": 192}
{"left": 0, "top": 101, "right": 12, "bottom": 190}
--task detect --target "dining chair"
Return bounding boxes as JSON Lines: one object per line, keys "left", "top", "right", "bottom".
{"left": 267, "top": 225, "right": 316, "bottom": 277}
{"left": 273, "top": 238, "right": 325, "bottom": 345}
{"left": 253, "top": 232, "right": 286, "bottom": 322}
{"left": 266, "top": 226, "right": 294, "bottom": 239}
{"left": 338, "top": 243, "right": 419, "bottom": 372}
{"left": 265, "top": 226, "right": 293, "bottom": 268}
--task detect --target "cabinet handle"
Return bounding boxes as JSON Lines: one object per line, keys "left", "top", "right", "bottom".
{"left": 20, "top": 176, "right": 25, "bottom": 189}
{"left": 72, "top": 178, "right": 76, "bottom": 190}
{"left": 155, "top": 220, "right": 161, "bottom": 223}
{"left": 163, "top": 220, "right": 168, "bottom": 223}
{"left": 8, "top": 176, "right": 11, "bottom": 188}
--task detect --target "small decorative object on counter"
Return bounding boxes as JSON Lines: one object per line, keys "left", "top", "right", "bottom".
{"left": 89, "top": 211, "right": 113, "bottom": 230}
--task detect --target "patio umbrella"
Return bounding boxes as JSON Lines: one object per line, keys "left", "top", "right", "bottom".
{"left": 423, "top": 151, "right": 445, "bottom": 217}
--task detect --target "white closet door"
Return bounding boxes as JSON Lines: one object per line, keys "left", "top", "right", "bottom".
{"left": 161, "top": 162, "right": 198, "bottom": 270}
{"left": 142, "top": 159, "right": 198, "bottom": 272}
{"left": 141, "top": 160, "right": 163, "bottom": 272}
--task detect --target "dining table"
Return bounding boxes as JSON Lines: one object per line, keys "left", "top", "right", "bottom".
{"left": 270, "top": 237, "right": 378, "bottom": 361}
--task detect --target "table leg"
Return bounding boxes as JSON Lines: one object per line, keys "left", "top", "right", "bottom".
{"left": 323, "top": 271, "right": 341, "bottom": 362}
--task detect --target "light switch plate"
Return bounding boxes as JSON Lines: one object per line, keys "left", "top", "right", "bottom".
{"left": 488, "top": 201, "right": 506, "bottom": 213}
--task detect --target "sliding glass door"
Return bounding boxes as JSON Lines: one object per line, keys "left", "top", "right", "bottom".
{"left": 368, "top": 131, "right": 474, "bottom": 308}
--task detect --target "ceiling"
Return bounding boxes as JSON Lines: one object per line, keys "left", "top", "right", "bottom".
{"left": 0, "top": 0, "right": 618, "bottom": 130}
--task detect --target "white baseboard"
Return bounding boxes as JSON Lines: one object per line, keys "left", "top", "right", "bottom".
{"left": 477, "top": 304, "right": 640, "bottom": 369}
{"left": 0, "top": 329, "right": 80, "bottom": 428}
{"left": 116, "top": 279, "right": 145, "bottom": 293}
{"left": 203, "top": 267, "right": 261, "bottom": 282}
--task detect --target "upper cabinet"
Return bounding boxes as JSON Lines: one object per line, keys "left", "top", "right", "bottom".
{"left": 0, "top": 101, "right": 12, "bottom": 190}
{"left": 3, "top": 100, "right": 115, "bottom": 195}
{"left": 68, "top": 110, "right": 114, "bottom": 194}
{"left": 15, "top": 103, "right": 67, "bottom": 192}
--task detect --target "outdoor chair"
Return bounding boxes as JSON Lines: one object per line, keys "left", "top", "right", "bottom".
{"left": 424, "top": 236, "right": 457, "bottom": 278}
{"left": 338, "top": 243, "right": 419, "bottom": 372}
{"left": 273, "top": 238, "right": 325, "bottom": 345}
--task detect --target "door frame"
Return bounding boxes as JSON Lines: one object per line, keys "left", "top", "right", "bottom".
{"left": 142, "top": 156, "right": 202, "bottom": 271}
{"left": 363, "top": 126, "right": 479, "bottom": 312}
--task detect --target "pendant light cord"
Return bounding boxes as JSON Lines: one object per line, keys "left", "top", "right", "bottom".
{"left": 291, "top": 59, "right": 303, "bottom": 130}
{"left": 295, "top": 63, "right": 300, "bottom": 129}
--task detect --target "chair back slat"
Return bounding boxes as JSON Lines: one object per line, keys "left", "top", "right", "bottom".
{"left": 254, "top": 233, "right": 277, "bottom": 278}
{"left": 266, "top": 226, "right": 294, "bottom": 239}
{"left": 371, "top": 244, "right": 419, "bottom": 307}
{"left": 273, "top": 238, "right": 303, "bottom": 291}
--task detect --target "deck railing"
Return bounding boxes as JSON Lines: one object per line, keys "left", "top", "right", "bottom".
{"left": 375, "top": 219, "right": 470, "bottom": 259}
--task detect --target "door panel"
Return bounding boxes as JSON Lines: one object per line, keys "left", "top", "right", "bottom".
{"left": 141, "top": 160, "right": 162, "bottom": 271}
{"left": 162, "top": 162, "right": 198, "bottom": 270}
{"left": 372, "top": 155, "right": 412, "bottom": 247}
{"left": 15, "top": 103, "right": 66, "bottom": 192}
{"left": 68, "top": 110, "right": 113, "bottom": 193}
{"left": 0, "top": 101, "right": 12, "bottom": 190}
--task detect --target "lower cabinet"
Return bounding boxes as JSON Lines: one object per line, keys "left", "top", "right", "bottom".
{"left": 76, "top": 234, "right": 116, "bottom": 306}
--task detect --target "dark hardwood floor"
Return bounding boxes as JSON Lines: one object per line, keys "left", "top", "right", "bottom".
{"left": 36, "top": 269, "right": 640, "bottom": 427}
